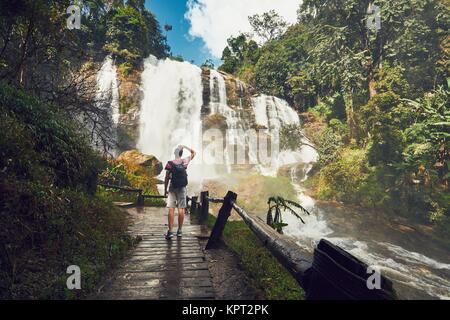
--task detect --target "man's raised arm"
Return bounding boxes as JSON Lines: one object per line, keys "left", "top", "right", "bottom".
{"left": 181, "top": 145, "right": 196, "bottom": 160}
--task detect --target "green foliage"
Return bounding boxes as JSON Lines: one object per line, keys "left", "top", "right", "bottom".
{"left": 280, "top": 124, "right": 307, "bottom": 151}
{"left": 317, "top": 127, "right": 344, "bottom": 167}
{"left": 117, "top": 62, "right": 133, "bottom": 77}
{"left": 219, "top": 34, "right": 260, "bottom": 74}
{"left": 253, "top": 24, "right": 311, "bottom": 103}
{"left": 104, "top": 4, "right": 168, "bottom": 63}
{"left": 0, "top": 83, "right": 104, "bottom": 194}
{"left": 0, "top": 84, "right": 132, "bottom": 299}
{"left": 248, "top": 10, "right": 288, "bottom": 42}
{"left": 217, "top": 3, "right": 450, "bottom": 225}
{"left": 201, "top": 59, "right": 215, "bottom": 69}
{"left": 318, "top": 148, "right": 371, "bottom": 202}
{"left": 206, "top": 215, "right": 304, "bottom": 299}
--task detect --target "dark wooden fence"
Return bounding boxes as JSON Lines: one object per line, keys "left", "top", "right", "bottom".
{"left": 98, "top": 183, "right": 168, "bottom": 205}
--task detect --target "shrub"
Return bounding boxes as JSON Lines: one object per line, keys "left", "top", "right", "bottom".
{"left": 317, "top": 148, "right": 369, "bottom": 202}
{"left": 0, "top": 83, "right": 132, "bottom": 299}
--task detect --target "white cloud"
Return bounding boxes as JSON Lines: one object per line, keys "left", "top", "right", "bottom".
{"left": 185, "top": 0, "right": 302, "bottom": 58}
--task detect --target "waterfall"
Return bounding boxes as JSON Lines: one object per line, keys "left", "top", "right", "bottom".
{"left": 94, "top": 56, "right": 120, "bottom": 155}
{"left": 209, "top": 70, "right": 255, "bottom": 172}
{"left": 137, "top": 56, "right": 212, "bottom": 183}
{"left": 251, "top": 94, "right": 318, "bottom": 176}
{"left": 96, "top": 56, "right": 120, "bottom": 125}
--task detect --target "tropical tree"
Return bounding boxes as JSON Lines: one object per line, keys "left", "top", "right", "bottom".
{"left": 248, "top": 10, "right": 288, "bottom": 43}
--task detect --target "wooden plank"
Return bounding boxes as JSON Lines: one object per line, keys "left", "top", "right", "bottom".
{"left": 132, "top": 246, "right": 202, "bottom": 253}
{"left": 100, "top": 287, "right": 215, "bottom": 300}
{"left": 128, "top": 253, "right": 205, "bottom": 261}
{"left": 106, "top": 277, "right": 213, "bottom": 291}
{"left": 97, "top": 205, "right": 215, "bottom": 300}
{"left": 134, "top": 245, "right": 201, "bottom": 250}
{"left": 131, "top": 251, "right": 204, "bottom": 257}
{"left": 114, "top": 269, "right": 211, "bottom": 280}
{"left": 136, "top": 241, "right": 201, "bottom": 246}
{"left": 131, "top": 251, "right": 203, "bottom": 257}
{"left": 116, "top": 262, "right": 209, "bottom": 273}
{"left": 121, "top": 256, "right": 205, "bottom": 270}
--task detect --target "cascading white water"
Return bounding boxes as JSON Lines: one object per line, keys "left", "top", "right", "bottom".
{"left": 94, "top": 56, "right": 120, "bottom": 155}
{"left": 209, "top": 70, "right": 257, "bottom": 172}
{"left": 251, "top": 94, "right": 318, "bottom": 176}
{"left": 137, "top": 56, "right": 216, "bottom": 185}
{"left": 96, "top": 56, "right": 120, "bottom": 125}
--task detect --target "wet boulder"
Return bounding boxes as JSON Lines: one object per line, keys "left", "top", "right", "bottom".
{"left": 117, "top": 149, "right": 163, "bottom": 176}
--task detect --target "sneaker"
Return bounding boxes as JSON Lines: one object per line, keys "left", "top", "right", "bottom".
{"left": 165, "top": 231, "right": 174, "bottom": 240}
{"left": 176, "top": 229, "right": 182, "bottom": 238}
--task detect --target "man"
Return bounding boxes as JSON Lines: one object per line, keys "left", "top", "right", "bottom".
{"left": 164, "top": 145, "right": 196, "bottom": 240}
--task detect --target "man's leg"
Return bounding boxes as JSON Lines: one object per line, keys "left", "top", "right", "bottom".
{"left": 168, "top": 207, "right": 175, "bottom": 231}
{"left": 166, "top": 191, "right": 176, "bottom": 239}
{"left": 176, "top": 187, "right": 187, "bottom": 237}
{"left": 177, "top": 208, "right": 185, "bottom": 230}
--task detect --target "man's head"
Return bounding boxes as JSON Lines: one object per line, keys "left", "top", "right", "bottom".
{"left": 174, "top": 146, "right": 183, "bottom": 158}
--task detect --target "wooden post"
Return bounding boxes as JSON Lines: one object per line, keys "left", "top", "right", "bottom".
{"left": 205, "top": 191, "right": 237, "bottom": 250}
{"left": 191, "top": 196, "right": 198, "bottom": 214}
{"left": 137, "top": 191, "right": 144, "bottom": 206}
{"left": 200, "top": 191, "right": 209, "bottom": 223}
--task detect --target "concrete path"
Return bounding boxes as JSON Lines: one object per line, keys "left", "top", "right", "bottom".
{"left": 97, "top": 207, "right": 215, "bottom": 300}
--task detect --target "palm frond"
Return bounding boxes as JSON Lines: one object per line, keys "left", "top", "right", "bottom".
{"left": 284, "top": 199, "right": 311, "bottom": 216}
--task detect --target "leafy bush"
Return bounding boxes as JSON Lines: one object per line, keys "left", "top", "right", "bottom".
{"left": 317, "top": 148, "right": 370, "bottom": 202}
{"left": 280, "top": 124, "right": 306, "bottom": 151}
{"left": 0, "top": 84, "right": 132, "bottom": 299}
{"left": 0, "top": 83, "right": 105, "bottom": 194}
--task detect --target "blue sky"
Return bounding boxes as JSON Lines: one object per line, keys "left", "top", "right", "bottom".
{"left": 145, "top": 0, "right": 221, "bottom": 67}
{"left": 144, "top": 0, "right": 301, "bottom": 68}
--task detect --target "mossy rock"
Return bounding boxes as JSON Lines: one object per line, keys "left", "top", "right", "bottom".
{"left": 203, "top": 113, "right": 228, "bottom": 131}
{"left": 116, "top": 149, "right": 163, "bottom": 176}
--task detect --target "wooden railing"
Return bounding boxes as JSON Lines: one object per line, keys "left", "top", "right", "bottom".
{"left": 98, "top": 183, "right": 168, "bottom": 205}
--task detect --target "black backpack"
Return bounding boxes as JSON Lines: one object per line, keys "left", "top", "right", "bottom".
{"left": 169, "top": 161, "right": 188, "bottom": 188}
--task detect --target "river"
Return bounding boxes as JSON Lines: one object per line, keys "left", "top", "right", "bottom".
{"left": 280, "top": 166, "right": 450, "bottom": 300}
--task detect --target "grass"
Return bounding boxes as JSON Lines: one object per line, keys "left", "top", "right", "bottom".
{"left": 206, "top": 214, "right": 304, "bottom": 300}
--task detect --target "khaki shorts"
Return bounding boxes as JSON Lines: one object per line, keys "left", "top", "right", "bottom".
{"left": 167, "top": 187, "right": 187, "bottom": 208}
